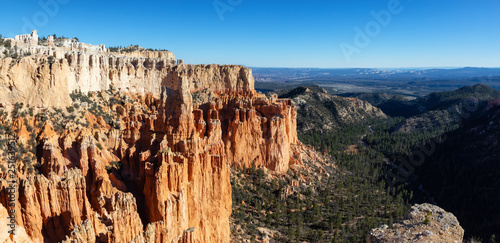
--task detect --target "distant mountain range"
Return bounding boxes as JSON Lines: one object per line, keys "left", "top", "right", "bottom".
{"left": 252, "top": 67, "right": 500, "bottom": 82}
{"left": 253, "top": 67, "right": 500, "bottom": 98}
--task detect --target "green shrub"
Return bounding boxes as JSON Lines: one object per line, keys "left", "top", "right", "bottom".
{"left": 4, "top": 40, "right": 11, "bottom": 48}
{"left": 111, "top": 161, "right": 122, "bottom": 171}
{"left": 66, "top": 106, "right": 75, "bottom": 113}
{"left": 106, "top": 161, "right": 122, "bottom": 173}
{"left": 424, "top": 212, "right": 432, "bottom": 225}
{"left": 12, "top": 102, "right": 23, "bottom": 117}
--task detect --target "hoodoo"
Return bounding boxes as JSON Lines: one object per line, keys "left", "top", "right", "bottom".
{"left": 0, "top": 31, "right": 299, "bottom": 242}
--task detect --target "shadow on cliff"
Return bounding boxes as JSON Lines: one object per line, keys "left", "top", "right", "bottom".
{"left": 120, "top": 130, "right": 162, "bottom": 228}
{"left": 41, "top": 211, "right": 72, "bottom": 243}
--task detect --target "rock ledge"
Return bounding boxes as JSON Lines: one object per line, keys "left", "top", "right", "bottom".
{"left": 367, "top": 203, "right": 464, "bottom": 243}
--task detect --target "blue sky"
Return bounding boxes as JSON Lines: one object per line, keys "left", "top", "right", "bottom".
{"left": 1, "top": 0, "right": 499, "bottom": 68}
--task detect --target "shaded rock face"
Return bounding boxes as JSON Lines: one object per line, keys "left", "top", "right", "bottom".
{"left": 376, "top": 84, "right": 500, "bottom": 133}
{"left": 0, "top": 52, "right": 298, "bottom": 242}
{"left": 367, "top": 203, "right": 464, "bottom": 243}
{"left": 414, "top": 104, "right": 500, "bottom": 239}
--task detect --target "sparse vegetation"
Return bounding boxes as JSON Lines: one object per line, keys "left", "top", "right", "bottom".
{"left": 108, "top": 45, "right": 169, "bottom": 53}
{"left": 0, "top": 89, "right": 135, "bottom": 177}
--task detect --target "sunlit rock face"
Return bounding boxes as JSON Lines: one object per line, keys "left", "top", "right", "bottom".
{"left": 0, "top": 41, "right": 299, "bottom": 242}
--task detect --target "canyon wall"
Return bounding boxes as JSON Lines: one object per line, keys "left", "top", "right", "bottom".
{"left": 0, "top": 43, "right": 299, "bottom": 242}
{"left": 0, "top": 47, "right": 252, "bottom": 108}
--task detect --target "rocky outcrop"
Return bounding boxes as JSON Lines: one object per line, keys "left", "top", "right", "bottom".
{"left": 367, "top": 203, "right": 464, "bottom": 243}
{"left": 0, "top": 35, "right": 300, "bottom": 242}
{"left": 278, "top": 86, "right": 387, "bottom": 132}
{"left": 61, "top": 219, "right": 96, "bottom": 243}
{"left": 8, "top": 30, "right": 38, "bottom": 46}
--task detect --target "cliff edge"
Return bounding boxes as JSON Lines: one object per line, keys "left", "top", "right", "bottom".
{"left": 0, "top": 31, "right": 299, "bottom": 243}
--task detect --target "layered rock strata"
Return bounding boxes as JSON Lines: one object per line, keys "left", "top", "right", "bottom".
{"left": 0, "top": 42, "right": 299, "bottom": 242}
{"left": 0, "top": 51, "right": 254, "bottom": 108}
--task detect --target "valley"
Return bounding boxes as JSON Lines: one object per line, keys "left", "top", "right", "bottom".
{"left": 249, "top": 68, "right": 500, "bottom": 241}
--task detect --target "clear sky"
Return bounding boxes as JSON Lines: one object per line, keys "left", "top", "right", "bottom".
{"left": 1, "top": 0, "right": 499, "bottom": 68}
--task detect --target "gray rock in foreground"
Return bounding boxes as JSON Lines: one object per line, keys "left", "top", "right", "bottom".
{"left": 367, "top": 203, "right": 464, "bottom": 243}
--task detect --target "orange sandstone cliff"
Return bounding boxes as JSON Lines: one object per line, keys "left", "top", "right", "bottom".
{"left": 0, "top": 42, "right": 299, "bottom": 242}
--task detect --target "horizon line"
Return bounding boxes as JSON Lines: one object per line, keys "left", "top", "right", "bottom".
{"left": 248, "top": 66, "right": 500, "bottom": 70}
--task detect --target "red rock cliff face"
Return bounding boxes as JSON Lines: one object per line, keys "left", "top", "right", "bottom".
{"left": 0, "top": 59, "right": 299, "bottom": 242}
